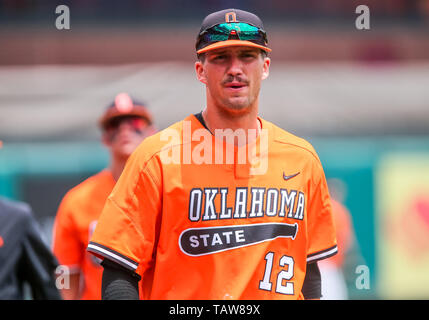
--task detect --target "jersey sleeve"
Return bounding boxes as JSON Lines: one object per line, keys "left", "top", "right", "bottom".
{"left": 52, "top": 193, "right": 84, "bottom": 272}
{"left": 87, "top": 149, "right": 162, "bottom": 275}
{"left": 305, "top": 160, "right": 338, "bottom": 263}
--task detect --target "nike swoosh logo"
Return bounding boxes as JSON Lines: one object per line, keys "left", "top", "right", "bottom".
{"left": 283, "top": 172, "right": 300, "bottom": 181}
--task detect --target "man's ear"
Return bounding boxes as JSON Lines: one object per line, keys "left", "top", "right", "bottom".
{"left": 261, "top": 57, "right": 270, "bottom": 80}
{"left": 195, "top": 60, "right": 207, "bottom": 85}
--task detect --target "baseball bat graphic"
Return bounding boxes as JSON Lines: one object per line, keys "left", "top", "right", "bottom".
{"left": 179, "top": 222, "right": 298, "bottom": 256}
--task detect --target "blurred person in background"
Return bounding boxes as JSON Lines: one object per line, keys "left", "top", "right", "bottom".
{"left": 319, "top": 178, "right": 366, "bottom": 300}
{"left": 0, "top": 141, "right": 61, "bottom": 300}
{"left": 51, "top": 93, "right": 156, "bottom": 300}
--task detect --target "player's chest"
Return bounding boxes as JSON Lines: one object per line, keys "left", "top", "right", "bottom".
{"left": 74, "top": 202, "right": 105, "bottom": 244}
{"left": 163, "top": 160, "right": 309, "bottom": 224}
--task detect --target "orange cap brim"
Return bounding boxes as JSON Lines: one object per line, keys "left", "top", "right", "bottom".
{"left": 196, "top": 40, "right": 271, "bottom": 54}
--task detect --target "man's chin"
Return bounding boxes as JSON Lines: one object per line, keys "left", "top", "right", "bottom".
{"left": 114, "top": 144, "right": 139, "bottom": 159}
{"left": 222, "top": 98, "right": 253, "bottom": 114}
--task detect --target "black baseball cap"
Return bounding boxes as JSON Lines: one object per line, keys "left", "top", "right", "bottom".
{"left": 196, "top": 8, "right": 271, "bottom": 54}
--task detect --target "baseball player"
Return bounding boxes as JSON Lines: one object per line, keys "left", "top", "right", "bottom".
{"left": 52, "top": 94, "right": 155, "bottom": 299}
{"left": 87, "top": 9, "right": 337, "bottom": 300}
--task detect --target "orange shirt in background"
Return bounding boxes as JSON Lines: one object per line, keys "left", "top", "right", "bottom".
{"left": 52, "top": 170, "right": 116, "bottom": 300}
{"left": 328, "top": 199, "right": 353, "bottom": 268}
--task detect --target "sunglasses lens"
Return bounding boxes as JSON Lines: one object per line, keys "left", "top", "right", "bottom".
{"left": 105, "top": 116, "right": 146, "bottom": 132}
{"left": 201, "top": 23, "right": 264, "bottom": 43}
{"left": 129, "top": 118, "right": 145, "bottom": 130}
{"left": 106, "top": 117, "right": 121, "bottom": 131}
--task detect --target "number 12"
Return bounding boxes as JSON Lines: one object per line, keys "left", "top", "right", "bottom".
{"left": 259, "top": 252, "right": 295, "bottom": 295}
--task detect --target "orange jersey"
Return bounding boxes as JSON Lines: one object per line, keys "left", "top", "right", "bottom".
{"left": 88, "top": 114, "right": 337, "bottom": 300}
{"left": 52, "top": 169, "right": 116, "bottom": 300}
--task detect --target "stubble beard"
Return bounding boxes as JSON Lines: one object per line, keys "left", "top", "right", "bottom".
{"left": 216, "top": 77, "right": 260, "bottom": 117}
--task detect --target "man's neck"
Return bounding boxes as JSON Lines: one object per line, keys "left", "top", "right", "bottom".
{"left": 201, "top": 104, "right": 261, "bottom": 147}
{"left": 109, "top": 158, "right": 127, "bottom": 181}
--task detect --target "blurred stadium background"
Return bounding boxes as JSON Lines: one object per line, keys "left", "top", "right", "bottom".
{"left": 1, "top": 0, "right": 429, "bottom": 299}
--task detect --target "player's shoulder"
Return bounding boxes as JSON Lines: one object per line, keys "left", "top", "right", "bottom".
{"left": 132, "top": 116, "right": 189, "bottom": 163}
{"left": 262, "top": 118, "right": 321, "bottom": 163}
{"left": 61, "top": 170, "right": 112, "bottom": 203}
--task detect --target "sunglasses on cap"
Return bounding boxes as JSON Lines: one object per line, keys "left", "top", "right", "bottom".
{"left": 104, "top": 116, "right": 147, "bottom": 132}
{"left": 196, "top": 22, "right": 268, "bottom": 53}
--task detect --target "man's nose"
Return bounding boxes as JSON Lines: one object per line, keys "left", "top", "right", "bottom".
{"left": 226, "top": 56, "right": 244, "bottom": 77}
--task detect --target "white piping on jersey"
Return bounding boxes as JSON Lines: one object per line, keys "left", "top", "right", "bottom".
{"left": 306, "top": 246, "right": 338, "bottom": 263}
{"left": 87, "top": 243, "right": 138, "bottom": 270}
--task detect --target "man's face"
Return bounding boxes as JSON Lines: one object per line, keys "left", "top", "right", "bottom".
{"left": 102, "top": 116, "right": 153, "bottom": 160}
{"left": 195, "top": 46, "right": 270, "bottom": 115}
